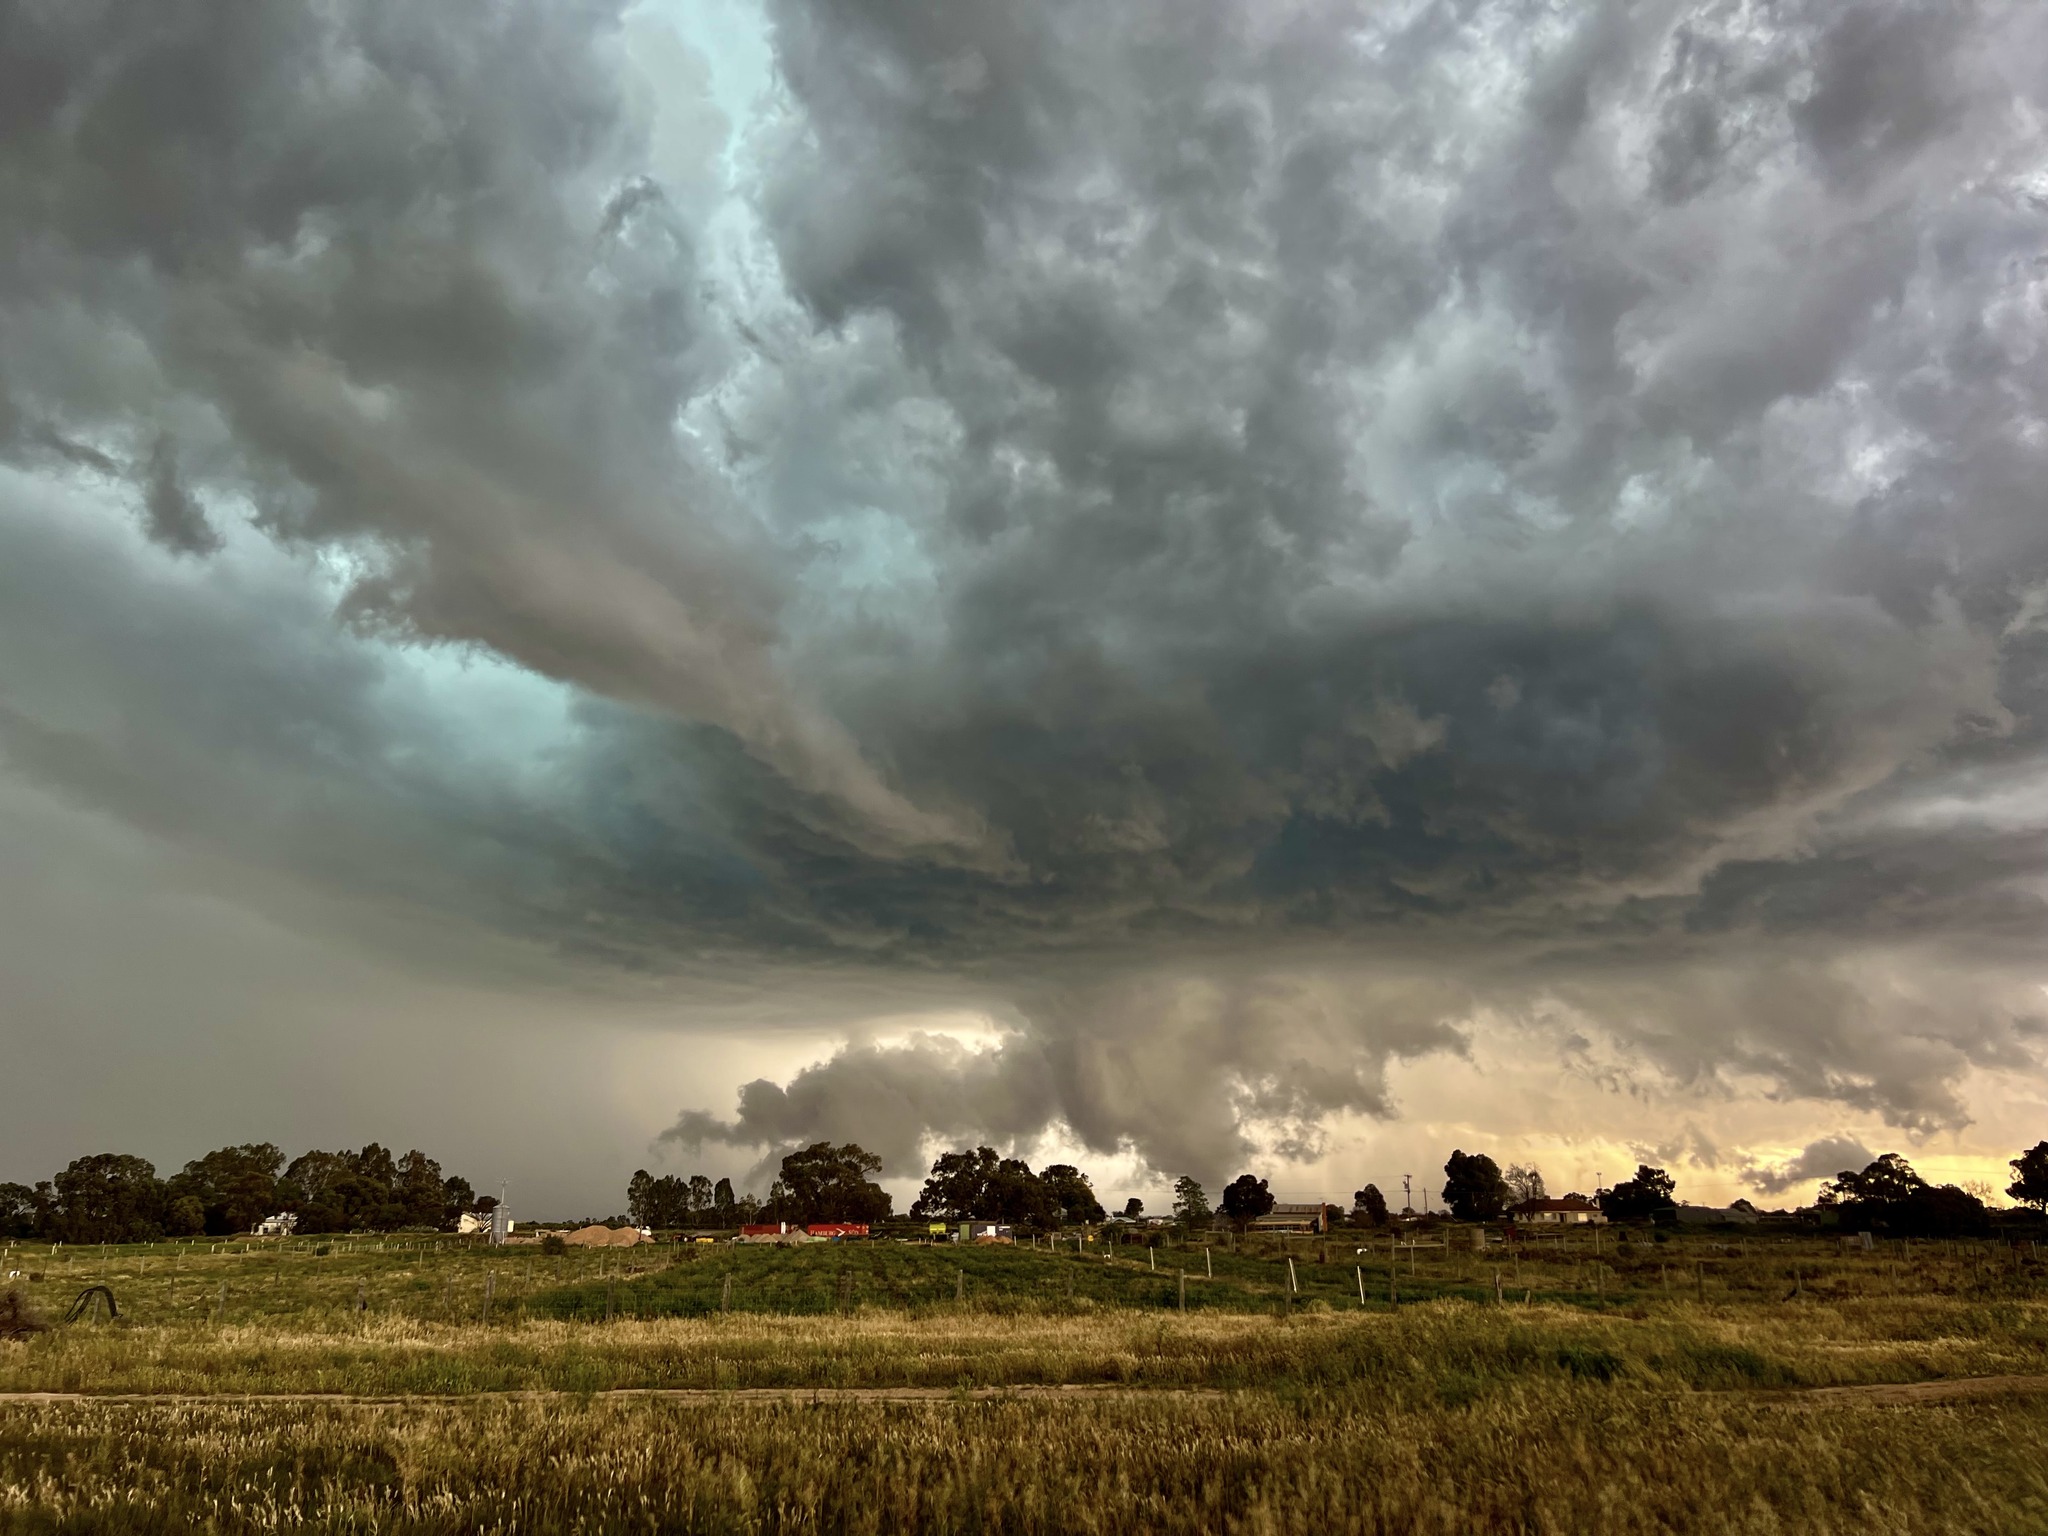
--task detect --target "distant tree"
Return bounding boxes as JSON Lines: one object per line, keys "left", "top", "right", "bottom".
{"left": 279, "top": 1146, "right": 478, "bottom": 1234}
{"left": 169, "top": 1144, "right": 285, "bottom": 1236}
{"left": 1827, "top": 1153, "right": 1925, "bottom": 1208}
{"left": 1122, "top": 1197, "right": 1144, "bottom": 1219}
{"left": 713, "top": 1178, "right": 736, "bottom": 1217}
{"left": 165, "top": 1193, "right": 206, "bottom": 1236}
{"left": 1600, "top": 1166, "right": 1677, "bottom": 1223}
{"left": 687, "top": 1174, "right": 715, "bottom": 1215}
{"left": 909, "top": 1147, "right": 1059, "bottom": 1227}
{"left": 1219, "top": 1175, "right": 1275, "bottom": 1232}
{"left": 1826, "top": 1153, "right": 1988, "bottom": 1237}
{"left": 392, "top": 1149, "right": 447, "bottom": 1229}
{"left": 51, "top": 1154, "right": 167, "bottom": 1243}
{"left": 1040, "top": 1165, "right": 1106, "bottom": 1225}
{"left": 764, "top": 1143, "right": 893, "bottom": 1225}
{"left": 1354, "top": 1185, "right": 1389, "bottom": 1227}
{"left": 1503, "top": 1164, "right": 1547, "bottom": 1207}
{"left": 2008, "top": 1142, "right": 2048, "bottom": 1212}
{"left": 627, "top": 1170, "right": 655, "bottom": 1228}
{"left": 0, "top": 1183, "right": 44, "bottom": 1240}
{"left": 1439, "top": 1151, "right": 1510, "bottom": 1222}
{"left": 1172, "top": 1177, "right": 1212, "bottom": 1228}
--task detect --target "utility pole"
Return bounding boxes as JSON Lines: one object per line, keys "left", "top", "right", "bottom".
{"left": 1402, "top": 1175, "right": 1413, "bottom": 1216}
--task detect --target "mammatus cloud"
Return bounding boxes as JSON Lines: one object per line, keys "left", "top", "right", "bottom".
{"left": 2, "top": 1, "right": 2046, "bottom": 1179}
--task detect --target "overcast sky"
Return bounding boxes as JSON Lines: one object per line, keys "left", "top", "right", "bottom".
{"left": 3, "top": 0, "right": 2046, "bottom": 1219}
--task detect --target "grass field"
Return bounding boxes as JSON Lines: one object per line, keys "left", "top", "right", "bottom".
{"left": 3, "top": 1229, "right": 2046, "bottom": 1532}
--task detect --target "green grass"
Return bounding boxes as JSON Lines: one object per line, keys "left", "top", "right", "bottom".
{"left": 3, "top": 1230, "right": 2045, "bottom": 1531}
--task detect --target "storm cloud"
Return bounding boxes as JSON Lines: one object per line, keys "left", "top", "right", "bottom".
{"left": 3, "top": 0, "right": 2047, "bottom": 1194}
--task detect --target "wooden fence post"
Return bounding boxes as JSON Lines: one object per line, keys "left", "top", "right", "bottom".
{"left": 1287, "top": 1256, "right": 1298, "bottom": 1293}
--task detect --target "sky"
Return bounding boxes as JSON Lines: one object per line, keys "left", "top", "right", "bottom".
{"left": 2, "top": 0, "right": 2046, "bottom": 1220}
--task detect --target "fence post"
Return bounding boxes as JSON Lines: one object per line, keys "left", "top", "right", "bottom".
{"left": 485, "top": 1270, "right": 495, "bottom": 1321}
{"left": 1178, "top": 1270, "right": 1186, "bottom": 1311}
{"left": 1357, "top": 1266, "right": 1365, "bottom": 1307}
{"left": 1205, "top": 1248, "right": 1212, "bottom": 1279}
{"left": 720, "top": 1273, "right": 732, "bottom": 1312}
{"left": 1287, "top": 1256, "right": 1298, "bottom": 1293}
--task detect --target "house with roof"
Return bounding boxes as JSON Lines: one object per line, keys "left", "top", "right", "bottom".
{"left": 1509, "top": 1196, "right": 1606, "bottom": 1226}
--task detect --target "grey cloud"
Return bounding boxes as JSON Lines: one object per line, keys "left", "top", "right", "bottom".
{"left": 1745, "top": 1134, "right": 1877, "bottom": 1197}
{"left": 5, "top": 0, "right": 2048, "bottom": 1172}
{"left": 139, "top": 434, "right": 220, "bottom": 555}
{"left": 664, "top": 971, "right": 1470, "bottom": 1185}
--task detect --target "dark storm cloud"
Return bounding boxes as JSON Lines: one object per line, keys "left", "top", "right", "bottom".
{"left": 4, "top": 0, "right": 2048, "bottom": 1175}
{"left": 1746, "top": 1134, "right": 1877, "bottom": 1197}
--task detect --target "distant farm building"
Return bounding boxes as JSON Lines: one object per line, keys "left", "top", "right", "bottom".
{"left": 1251, "top": 1203, "right": 1338, "bottom": 1234}
{"left": 1510, "top": 1197, "right": 1606, "bottom": 1226}
{"left": 250, "top": 1213, "right": 297, "bottom": 1237}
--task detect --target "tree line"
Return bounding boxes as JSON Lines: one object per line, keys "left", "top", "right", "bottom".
{"left": 0, "top": 1144, "right": 487, "bottom": 1243}
{"left": 1421, "top": 1143, "right": 2048, "bottom": 1234}
{"left": 629, "top": 1138, "right": 2048, "bottom": 1237}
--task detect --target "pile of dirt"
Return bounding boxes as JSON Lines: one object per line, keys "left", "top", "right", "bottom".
{"left": 559, "top": 1225, "right": 647, "bottom": 1248}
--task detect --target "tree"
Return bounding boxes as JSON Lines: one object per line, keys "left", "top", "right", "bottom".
{"left": 168, "top": 1144, "right": 285, "bottom": 1236}
{"left": 1172, "top": 1177, "right": 1212, "bottom": 1228}
{"left": 0, "top": 1183, "right": 44, "bottom": 1240}
{"left": 1219, "top": 1174, "right": 1275, "bottom": 1231}
{"left": 1503, "top": 1164, "right": 1546, "bottom": 1206}
{"left": 1040, "top": 1165, "right": 1106, "bottom": 1225}
{"left": 1828, "top": 1152, "right": 1925, "bottom": 1208}
{"left": 1121, "top": 1197, "right": 1144, "bottom": 1219}
{"left": 279, "top": 1146, "right": 478, "bottom": 1234}
{"left": 1439, "top": 1151, "right": 1510, "bottom": 1222}
{"left": 713, "top": 1178, "right": 736, "bottom": 1217}
{"left": 1354, "top": 1184, "right": 1389, "bottom": 1227}
{"left": 687, "top": 1174, "right": 714, "bottom": 1214}
{"left": 912, "top": 1147, "right": 1003, "bottom": 1220}
{"left": 1825, "top": 1153, "right": 1988, "bottom": 1237}
{"left": 2008, "top": 1142, "right": 2048, "bottom": 1212}
{"left": 764, "top": 1142, "right": 892, "bottom": 1225}
{"left": 51, "top": 1154, "right": 167, "bottom": 1243}
{"left": 909, "top": 1147, "right": 1061, "bottom": 1227}
{"left": 1600, "top": 1165, "right": 1676, "bottom": 1223}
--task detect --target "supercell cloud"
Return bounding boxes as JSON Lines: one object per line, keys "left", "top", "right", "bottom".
{"left": 3, "top": 0, "right": 2047, "bottom": 1194}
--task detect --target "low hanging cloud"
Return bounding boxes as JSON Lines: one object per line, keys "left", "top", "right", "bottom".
{"left": 1745, "top": 1135, "right": 1879, "bottom": 1197}
{"left": 663, "top": 971, "right": 1472, "bottom": 1183}
{"left": 3, "top": 0, "right": 2047, "bottom": 1177}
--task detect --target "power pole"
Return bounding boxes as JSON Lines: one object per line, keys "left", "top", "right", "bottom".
{"left": 1401, "top": 1175, "right": 1413, "bottom": 1216}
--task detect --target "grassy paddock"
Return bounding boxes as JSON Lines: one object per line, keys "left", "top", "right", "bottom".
{"left": 4, "top": 1389, "right": 2048, "bottom": 1533}
{"left": 2, "top": 1232, "right": 2044, "bottom": 1532}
